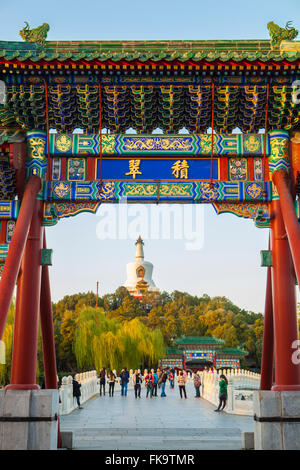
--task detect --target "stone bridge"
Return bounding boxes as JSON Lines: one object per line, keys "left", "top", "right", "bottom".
{"left": 58, "top": 369, "right": 257, "bottom": 450}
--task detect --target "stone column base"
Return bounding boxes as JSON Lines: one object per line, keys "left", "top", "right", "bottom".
{"left": 253, "top": 390, "right": 300, "bottom": 450}
{"left": 0, "top": 389, "right": 59, "bottom": 450}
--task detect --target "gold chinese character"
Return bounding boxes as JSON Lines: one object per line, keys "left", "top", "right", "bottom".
{"left": 125, "top": 159, "right": 142, "bottom": 179}
{"left": 171, "top": 160, "right": 189, "bottom": 179}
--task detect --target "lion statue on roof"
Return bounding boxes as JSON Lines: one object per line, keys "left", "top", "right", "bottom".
{"left": 19, "top": 22, "right": 50, "bottom": 46}
{"left": 267, "top": 21, "right": 298, "bottom": 48}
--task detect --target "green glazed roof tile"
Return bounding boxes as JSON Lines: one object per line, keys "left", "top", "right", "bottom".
{"left": 165, "top": 347, "right": 183, "bottom": 355}
{"left": 173, "top": 336, "right": 226, "bottom": 345}
{"left": 0, "top": 39, "right": 298, "bottom": 63}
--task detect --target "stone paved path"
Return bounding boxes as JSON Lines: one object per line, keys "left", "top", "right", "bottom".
{"left": 60, "top": 383, "right": 254, "bottom": 450}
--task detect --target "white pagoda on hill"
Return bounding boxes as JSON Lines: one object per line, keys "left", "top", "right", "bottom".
{"left": 124, "top": 236, "right": 159, "bottom": 297}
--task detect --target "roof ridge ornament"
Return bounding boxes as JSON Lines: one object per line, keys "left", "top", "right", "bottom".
{"left": 19, "top": 22, "right": 50, "bottom": 46}
{"left": 267, "top": 21, "right": 298, "bottom": 49}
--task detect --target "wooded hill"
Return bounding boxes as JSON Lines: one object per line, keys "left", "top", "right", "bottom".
{"left": 52, "top": 288, "right": 265, "bottom": 372}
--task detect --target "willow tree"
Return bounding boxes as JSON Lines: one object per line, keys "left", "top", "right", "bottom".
{"left": 74, "top": 307, "right": 165, "bottom": 372}
{"left": 93, "top": 331, "right": 125, "bottom": 371}
{"left": 74, "top": 307, "right": 118, "bottom": 369}
{"left": 121, "top": 318, "right": 165, "bottom": 368}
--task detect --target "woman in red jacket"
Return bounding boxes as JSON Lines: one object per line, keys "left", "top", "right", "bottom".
{"left": 145, "top": 372, "right": 155, "bottom": 398}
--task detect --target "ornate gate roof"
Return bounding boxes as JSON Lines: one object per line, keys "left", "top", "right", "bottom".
{"left": 0, "top": 24, "right": 300, "bottom": 134}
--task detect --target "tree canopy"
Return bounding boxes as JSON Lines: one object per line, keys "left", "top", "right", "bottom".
{"left": 2, "top": 287, "right": 285, "bottom": 385}
{"left": 51, "top": 288, "right": 266, "bottom": 372}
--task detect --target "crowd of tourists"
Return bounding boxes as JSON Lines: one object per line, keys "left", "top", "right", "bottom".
{"left": 96, "top": 366, "right": 190, "bottom": 399}
{"left": 72, "top": 366, "right": 227, "bottom": 412}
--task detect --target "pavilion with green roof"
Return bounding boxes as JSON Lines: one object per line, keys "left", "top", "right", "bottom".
{"left": 159, "top": 336, "right": 247, "bottom": 371}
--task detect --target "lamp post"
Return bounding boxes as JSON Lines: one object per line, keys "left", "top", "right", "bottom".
{"left": 96, "top": 281, "right": 99, "bottom": 308}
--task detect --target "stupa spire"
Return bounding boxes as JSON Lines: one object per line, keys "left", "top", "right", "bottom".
{"left": 124, "top": 236, "right": 159, "bottom": 297}
{"left": 135, "top": 235, "right": 144, "bottom": 259}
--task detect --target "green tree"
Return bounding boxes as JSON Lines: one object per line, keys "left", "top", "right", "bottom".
{"left": 108, "top": 296, "right": 145, "bottom": 322}
{"left": 74, "top": 307, "right": 165, "bottom": 372}
{"left": 51, "top": 288, "right": 265, "bottom": 372}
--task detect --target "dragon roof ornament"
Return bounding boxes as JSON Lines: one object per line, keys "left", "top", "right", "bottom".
{"left": 19, "top": 22, "right": 50, "bottom": 46}
{"left": 267, "top": 21, "right": 298, "bottom": 48}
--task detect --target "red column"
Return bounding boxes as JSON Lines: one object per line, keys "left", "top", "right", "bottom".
{"left": 0, "top": 175, "right": 41, "bottom": 341}
{"left": 39, "top": 231, "right": 62, "bottom": 448}
{"left": 272, "top": 168, "right": 300, "bottom": 286}
{"left": 6, "top": 199, "right": 44, "bottom": 390}
{"left": 10, "top": 142, "right": 26, "bottom": 198}
{"left": 10, "top": 258, "right": 24, "bottom": 385}
{"left": 270, "top": 199, "right": 300, "bottom": 391}
{"left": 260, "top": 259, "right": 274, "bottom": 390}
{"left": 0, "top": 221, "right": 7, "bottom": 244}
{"left": 290, "top": 133, "right": 300, "bottom": 198}
{"left": 40, "top": 231, "right": 58, "bottom": 390}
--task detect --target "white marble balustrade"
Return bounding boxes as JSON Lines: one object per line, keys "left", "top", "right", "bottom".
{"left": 58, "top": 369, "right": 135, "bottom": 415}
{"left": 58, "top": 368, "right": 260, "bottom": 416}
{"left": 59, "top": 371, "right": 99, "bottom": 415}
{"left": 198, "top": 368, "right": 260, "bottom": 416}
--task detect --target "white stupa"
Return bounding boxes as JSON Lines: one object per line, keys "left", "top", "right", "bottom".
{"left": 124, "top": 236, "right": 159, "bottom": 297}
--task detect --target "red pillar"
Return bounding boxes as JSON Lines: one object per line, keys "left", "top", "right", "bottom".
{"left": 270, "top": 199, "right": 300, "bottom": 391}
{"left": 272, "top": 168, "right": 300, "bottom": 287}
{"left": 0, "top": 175, "right": 41, "bottom": 341}
{"left": 10, "top": 259, "right": 24, "bottom": 385}
{"left": 0, "top": 221, "right": 7, "bottom": 244}
{"left": 40, "top": 231, "right": 58, "bottom": 390}
{"left": 290, "top": 133, "right": 300, "bottom": 198}
{"left": 6, "top": 199, "right": 44, "bottom": 390}
{"left": 39, "top": 231, "right": 61, "bottom": 448}
{"left": 260, "top": 260, "right": 274, "bottom": 390}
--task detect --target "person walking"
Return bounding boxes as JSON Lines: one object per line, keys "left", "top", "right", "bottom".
{"left": 178, "top": 371, "right": 187, "bottom": 399}
{"left": 193, "top": 372, "right": 201, "bottom": 398}
{"left": 145, "top": 371, "right": 154, "bottom": 398}
{"left": 72, "top": 374, "right": 83, "bottom": 409}
{"left": 108, "top": 370, "right": 116, "bottom": 397}
{"left": 157, "top": 368, "right": 162, "bottom": 390}
{"left": 119, "top": 367, "right": 130, "bottom": 396}
{"left": 99, "top": 367, "right": 106, "bottom": 396}
{"left": 159, "top": 369, "right": 168, "bottom": 397}
{"left": 214, "top": 374, "right": 228, "bottom": 412}
{"left": 171, "top": 368, "right": 176, "bottom": 388}
{"left": 153, "top": 370, "right": 159, "bottom": 397}
{"left": 168, "top": 369, "right": 174, "bottom": 389}
{"left": 132, "top": 369, "right": 142, "bottom": 398}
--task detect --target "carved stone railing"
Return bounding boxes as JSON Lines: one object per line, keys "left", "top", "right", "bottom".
{"left": 199, "top": 369, "right": 260, "bottom": 416}
{"left": 58, "top": 368, "right": 260, "bottom": 416}
{"left": 59, "top": 370, "right": 99, "bottom": 415}
{"left": 58, "top": 369, "right": 135, "bottom": 415}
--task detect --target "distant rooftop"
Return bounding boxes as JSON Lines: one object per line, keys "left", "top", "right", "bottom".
{"left": 173, "top": 336, "right": 226, "bottom": 345}
{"left": 165, "top": 347, "right": 183, "bottom": 355}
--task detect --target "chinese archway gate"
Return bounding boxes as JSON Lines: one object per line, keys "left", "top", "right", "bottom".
{"left": 0, "top": 22, "right": 300, "bottom": 446}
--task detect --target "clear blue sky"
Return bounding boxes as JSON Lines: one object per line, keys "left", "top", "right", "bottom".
{"left": 1, "top": 0, "right": 300, "bottom": 312}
